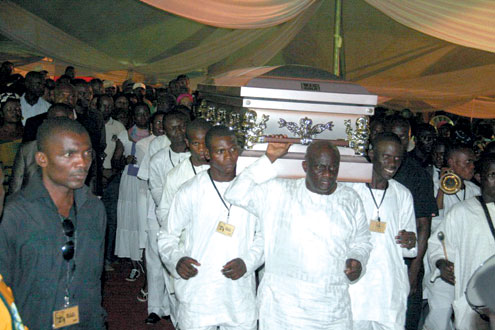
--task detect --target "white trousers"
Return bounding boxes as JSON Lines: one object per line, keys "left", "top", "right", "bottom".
{"left": 146, "top": 229, "right": 170, "bottom": 316}
{"left": 424, "top": 279, "right": 454, "bottom": 330}
{"left": 184, "top": 319, "right": 257, "bottom": 330}
{"left": 353, "top": 320, "right": 404, "bottom": 330}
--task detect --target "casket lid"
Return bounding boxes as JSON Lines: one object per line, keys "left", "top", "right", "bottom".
{"left": 198, "top": 65, "right": 377, "bottom": 107}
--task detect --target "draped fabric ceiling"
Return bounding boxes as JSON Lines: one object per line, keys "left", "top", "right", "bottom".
{"left": 1, "top": 0, "right": 495, "bottom": 117}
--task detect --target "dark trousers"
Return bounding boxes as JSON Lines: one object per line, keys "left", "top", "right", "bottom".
{"left": 102, "top": 174, "right": 121, "bottom": 263}
{"left": 405, "top": 257, "right": 425, "bottom": 330}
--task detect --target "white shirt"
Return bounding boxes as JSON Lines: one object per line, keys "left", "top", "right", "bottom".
{"left": 156, "top": 157, "right": 209, "bottom": 226}
{"left": 138, "top": 134, "right": 171, "bottom": 181}
{"left": 20, "top": 94, "right": 50, "bottom": 125}
{"left": 432, "top": 180, "right": 480, "bottom": 233}
{"left": 157, "top": 171, "right": 263, "bottom": 328}
{"left": 424, "top": 179, "right": 481, "bottom": 299}
{"left": 103, "top": 118, "right": 126, "bottom": 169}
{"left": 428, "top": 197, "right": 495, "bottom": 330}
{"left": 148, "top": 147, "right": 189, "bottom": 206}
{"left": 225, "top": 155, "right": 372, "bottom": 329}
{"left": 347, "top": 180, "right": 417, "bottom": 325}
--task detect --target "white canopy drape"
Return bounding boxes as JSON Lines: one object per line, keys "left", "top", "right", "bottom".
{"left": 364, "top": 0, "right": 495, "bottom": 53}
{"left": 140, "top": 0, "right": 318, "bottom": 29}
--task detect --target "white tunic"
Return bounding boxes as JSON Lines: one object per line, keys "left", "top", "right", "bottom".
{"left": 156, "top": 157, "right": 209, "bottom": 226}
{"left": 424, "top": 180, "right": 480, "bottom": 302}
{"left": 428, "top": 197, "right": 495, "bottom": 330}
{"left": 138, "top": 134, "right": 171, "bottom": 182}
{"left": 158, "top": 171, "right": 263, "bottom": 329}
{"left": 432, "top": 180, "right": 480, "bottom": 233}
{"left": 155, "top": 157, "right": 209, "bottom": 323}
{"left": 225, "top": 156, "right": 372, "bottom": 330}
{"left": 346, "top": 180, "right": 417, "bottom": 326}
{"left": 149, "top": 147, "right": 190, "bottom": 206}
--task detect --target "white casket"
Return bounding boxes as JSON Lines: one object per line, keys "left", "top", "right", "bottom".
{"left": 197, "top": 65, "right": 377, "bottom": 182}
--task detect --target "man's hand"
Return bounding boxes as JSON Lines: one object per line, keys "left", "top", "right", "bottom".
{"left": 266, "top": 135, "right": 291, "bottom": 163}
{"left": 126, "top": 155, "right": 137, "bottom": 165}
{"left": 436, "top": 259, "right": 455, "bottom": 285}
{"left": 395, "top": 230, "right": 416, "bottom": 249}
{"left": 176, "top": 257, "right": 201, "bottom": 280}
{"left": 222, "top": 258, "right": 247, "bottom": 280}
{"left": 344, "top": 258, "right": 362, "bottom": 281}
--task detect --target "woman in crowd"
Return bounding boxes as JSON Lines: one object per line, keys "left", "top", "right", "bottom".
{"left": 114, "top": 102, "right": 151, "bottom": 280}
{"left": 0, "top": 93, "right": 23, "bottom": 194}
{"left": 113, "top": 93, "right": 133, "bottom": 129}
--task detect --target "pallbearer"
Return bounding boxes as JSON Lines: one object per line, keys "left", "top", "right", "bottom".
{"left": 158, "top": 126, "right": 263, "bottom": 330}
{"left": 346, "top": 132, "right": 417, "bottom": 330}
{"left": 225, "top": 139, "right": 372, "bottom": 329}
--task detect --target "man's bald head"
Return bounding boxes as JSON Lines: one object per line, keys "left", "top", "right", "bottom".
{"left": 305, "top": 140, "right": 340, "bottom": 164}
{"left": 37, "top": 118, "right": 89, "bottom": 153}
{"left": 303, "top": 141, "right": 340, "bottom": 195}
{"left": 54, "top": 83, "right": 76, "bottom": 107}
{"left": 446, "top": 144, "right": 475, "bottom": 180}
{"left": 47, "top": 103, "right": 74, "bottom": 120}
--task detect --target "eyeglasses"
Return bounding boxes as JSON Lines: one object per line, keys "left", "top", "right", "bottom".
{"left": 61, "top": 218, "right": 75, "bottom": 261}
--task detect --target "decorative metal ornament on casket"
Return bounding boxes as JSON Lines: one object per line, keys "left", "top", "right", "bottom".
{"left": 196, "top": 65, "right": 377, "bottom": 182}
{"left": 345, "top": 117, "right": 370, "bottom": 156}
{"left": 278, "top": 117, "right": 334, "bottom": 145}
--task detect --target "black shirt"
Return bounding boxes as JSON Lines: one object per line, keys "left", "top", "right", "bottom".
{"left": 394, "top": 155, "right": 438, "bottom": 218}
{"left": 0, "top": 173, "right": 107, "bottom": 329}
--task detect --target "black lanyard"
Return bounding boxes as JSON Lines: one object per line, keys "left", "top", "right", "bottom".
{"left": 208, "top": 170, "right": 231, "bottom": 219}
{"left": 169, "top": 149, "right": 176, "bottom": 168}
{"left": 476, "top": 196, "right": 495, "bottom": 243}
{"left": 454, "top": 188, "right": 466, "bottom": 202}
{"left": 367, "top": 184, "right": 388, "bottom": 222}
{"left": 190, "top": 158, "right": 197, "bottom": 175}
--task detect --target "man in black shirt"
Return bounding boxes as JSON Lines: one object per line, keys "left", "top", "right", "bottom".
{"left": 0, "top": 118, "right": 106, "bottom": 329}
{"left": 73, "top": 80, "right": 106, "bottom": 196}
{"left": 385, "top": 115, "right": 438, "bottom": 330}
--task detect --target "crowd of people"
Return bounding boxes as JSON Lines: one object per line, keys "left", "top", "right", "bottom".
{"left": 0, "top": 62, "right": 493, "bottom": 330}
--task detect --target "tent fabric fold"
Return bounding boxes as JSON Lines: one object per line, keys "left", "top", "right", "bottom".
{"left": 364, "top": 0, "right": 495, "bottom": 54}
{"left": 1, "top": 0, "right": 495, "bottom": 117}
{"left": 0, "top": 1, "right": 121, "bottom": 71}
{"left": 139, "top": 0, "right": 318, "bottom": 29}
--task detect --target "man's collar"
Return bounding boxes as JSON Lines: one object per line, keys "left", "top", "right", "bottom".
{"left": 23, "top": 172, "right": 89, "bottom": 211}
{"left": 23, "top": 172, "right": 50, "bottom": 201}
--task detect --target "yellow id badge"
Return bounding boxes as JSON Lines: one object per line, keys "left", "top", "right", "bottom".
{"left": 53, "top": 305, "right": 79, "bottom": 329}
{"left": 369, "top": 220, "right": 386, "bottom": 233}
{"left": 216, "top": 221, "right": 235, "bottom": 237}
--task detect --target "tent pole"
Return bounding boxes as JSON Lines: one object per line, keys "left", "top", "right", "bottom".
{"left": 333, "top": 0, "right": 342, "bottom": 78}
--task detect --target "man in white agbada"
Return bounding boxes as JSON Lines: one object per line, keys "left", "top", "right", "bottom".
{"left": 149, "top": 111, "right": 190, "bottom": 206}
{"left": 158, "top": 126, "right": 263, "bottom": 330}
{"left": 346, "top": 133, "right": 417, "bottom": 330}
{"left": 427, "top": 153, "right": 495, "bottom": 330}
{"left": 424, "top": 146, "right": 479, "bottom": 330}
{"left": 154, "top": 118, "right": 211, "bottom": 325}
{"left": 136, "top": 111, "right": 166, "bottom": 254}
{"left": 225, "top": 139, "right": 372, "bottom": 329}
{"left": 133, "top": 111, "right": 170, "bottom": 323}
{"left": 137, "top": 110, "right": 188, "bottom": 324}
{"left": 156, "top": 118, "right": 212, "bottom": 226}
